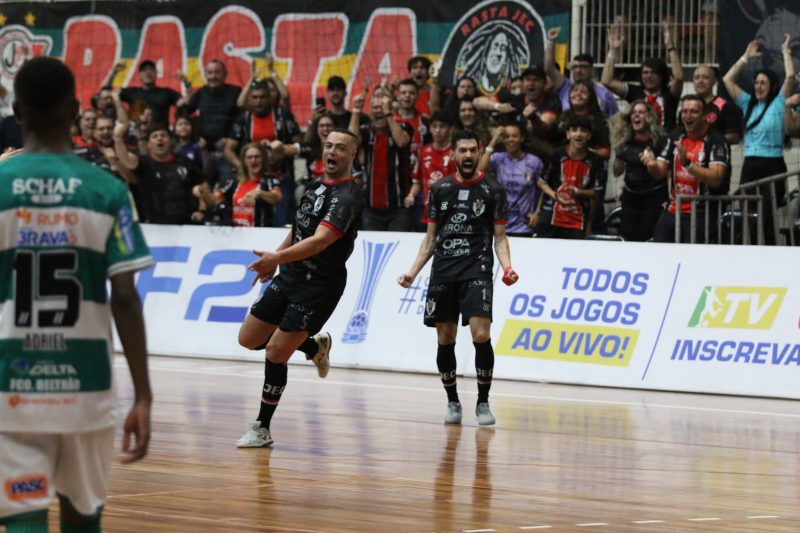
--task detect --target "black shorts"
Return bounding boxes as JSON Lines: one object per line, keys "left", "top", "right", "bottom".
{"left": 424, "top": 278, "right": 493, "bottom": 327}
{"left": 249, "top": 274, "right": 346, "bottom": 335}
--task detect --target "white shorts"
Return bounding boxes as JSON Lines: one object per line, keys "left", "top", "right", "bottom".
{"left": 0, "top": 426, "right": 115, "bottom": 520}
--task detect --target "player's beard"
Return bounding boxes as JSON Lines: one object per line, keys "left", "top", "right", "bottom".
{"left": 457, "top": 158, "right": 477, "bottom": 180}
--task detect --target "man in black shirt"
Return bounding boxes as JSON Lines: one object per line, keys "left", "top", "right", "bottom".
{"left": 113, "top": 123, "right": 206, "bottom": 224}
{"left": 179, "top": 60, "right": 241, "bottom": 185}
{"left": 120, "top": 60, "right": 181, "bottom": 125}
{"left": 236, "top": 128, "right": 363, "bottom": 448}
{"left": 398, "top": 130, "right": 518, "bottom": 427}
{"left": 475, "top": 65, "right": 562, "bottom": 159}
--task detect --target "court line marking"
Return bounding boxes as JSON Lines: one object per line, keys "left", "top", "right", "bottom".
{"left": 518, "top": 527, "right": 552, "bottom": 530}
{"left": 632, "top": 520, "right": 666, "bottom": 524}
{"left": 747, "top": 515, "right": 779, "bottom": 519}
{"left": 106, "top": 505, "right": 324, "bottom": 532}
{"left": 576, "top": 523, "right": 608, "bottom": 527}
{"left": 127, "top": 359, "right": 800, "bottom": 420}
{"left": 687, "top": 517, "right": 721, "bottom": 521}
{"left": 463, "top": 529, "right": 496, "bottom": 532}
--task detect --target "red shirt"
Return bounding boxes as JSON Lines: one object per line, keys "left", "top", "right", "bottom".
{"left": 545, "top": 149, "right": 603, "bottom": 231}
{"left": 668, "top": 136, "right": 705, "bottom": 215}
{"left": 232, "top": 178, "right": 260, "bottom": 227}
{"left": 393, "top": 111, "right": 428, "bottom": 153}
{"left": 413, "top": 143, "right": 455, "bottom": 223}
{"left": 251, "top": 113, "right": 277, "bottom": 144}
{"left": 415, "top": 90, "right": 431, "bottom": 117}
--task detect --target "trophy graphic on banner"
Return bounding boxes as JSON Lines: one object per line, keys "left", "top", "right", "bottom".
{"left": 341, "top": 240, "right": 399, "bottom": 344}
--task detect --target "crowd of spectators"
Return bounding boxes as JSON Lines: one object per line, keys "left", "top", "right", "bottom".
{"left": 2, "top": 20, "right": 797, "bottom": 244}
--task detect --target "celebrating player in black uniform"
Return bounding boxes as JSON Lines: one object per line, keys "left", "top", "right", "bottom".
{"left": 236, "top": 128, "right": 363, "bottom": 448}
{"left": 398, "top": 130, "right": 519, "bottom": 427}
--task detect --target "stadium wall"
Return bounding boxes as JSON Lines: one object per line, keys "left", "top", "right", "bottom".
{"left": 125, "top": 225, "right": 800, "bottom": 400}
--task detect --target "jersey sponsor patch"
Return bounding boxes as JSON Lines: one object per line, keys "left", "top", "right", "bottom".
{"left": 115, "top": 205, "right": 136, "bottom": 254}
{"left": 4, "top": 474, "right": 49, "bottom": 501}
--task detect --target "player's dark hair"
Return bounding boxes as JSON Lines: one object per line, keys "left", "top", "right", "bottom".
{"left": 429, "top": 111, "right": 452, "bottom": 127}
{"left": 330, "top": 127, "right": 360, "bottom": 146}
{"left": 641, "top": 57, "right": 670, "bottom": 92}
{"left": 680, "top": 93, "right": 708, "bottom": 115}
{"left": 407, "top": 56, "right": 432, "bottom": 71}
{"left": 502, "top": 121, "right": 524, "bottom": 136}
{"left": 146, "top": 123, "right": 172, "bottom": 140}
{"left": 566, "top": 115, "right": 592, "bottom": 131}
{"left": 451, "top": 129, "right": 480, "bottom": 149}
{"left": 573, "top": 53, "right": 595, "bottom": 64}
{"left": 14, "top": 57, "right": 76, "bottom": 124}
{"left": 398, "top": 78, "right": 419, "bottom": 90}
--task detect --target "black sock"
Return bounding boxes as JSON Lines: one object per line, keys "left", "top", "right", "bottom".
{"left": 474, "top": 340, "right": 494, "bottom": 404}
{"left": 257, "top": 359, "right": 288, "bottom": 429}
{"left": 298, "top": 336, "right": 318, "bottom": 359}
{"left": 437, "top": 343, "right": 459, "bottom": 403}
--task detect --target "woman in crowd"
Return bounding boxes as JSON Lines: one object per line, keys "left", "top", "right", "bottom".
{"left": 556, "top": 80, "right": 610, "bottom": 160}
{"left": 723, "top": 34, "right": 796, "bottom": 244}
{"left": 432, "top": 76, "right": 479, "bottom": 124}
{"left": 479, "top": 122, "right": 545, "bottom": 237}
{"left": 194, "top": 142, "right": 283, "bottom": 227}
{"left": 610, "top": 100, "right": 668, "bottom": 242}
{"left": 301, "top": 112, "right": 335, "bottom": 182}
{"left": 602, "top": 19, "right": 683, "bottom": 131}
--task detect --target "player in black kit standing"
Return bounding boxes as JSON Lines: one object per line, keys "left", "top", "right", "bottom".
{"left": 398, "top": 130, "right": 519, "bottom": 426}
{"left": 236, "top": 129, "right": 363, "bottom": 447}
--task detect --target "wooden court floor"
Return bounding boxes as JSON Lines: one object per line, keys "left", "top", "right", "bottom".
{"left": 52, "top": 355, "right": 800, "bottom": 532}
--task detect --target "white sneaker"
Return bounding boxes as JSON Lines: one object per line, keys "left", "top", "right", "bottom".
{"left": 311, "top": 332, "right": 331, "bottom": 378}
{"left": 236, "top": 422, "right": 273, "bottom": 448}
{"left": 475, "top": 402, "right": 496, "bottom": 426}
{"left": 444, "top": 402, "right": 462, "bottom": 425}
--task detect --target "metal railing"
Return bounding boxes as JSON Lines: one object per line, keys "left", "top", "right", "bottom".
{"left": 738, "top": 171, "right": 798, "bottom": 247}
{"left": 674, "top": 194, "right": 764, "bottom": 245}
{"left": 576, "top": 0, "right": 719, "bottom": 68}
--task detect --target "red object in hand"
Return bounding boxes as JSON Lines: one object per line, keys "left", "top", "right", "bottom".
{"left": 502, "top": 266, "right": 519, "bottom": 286}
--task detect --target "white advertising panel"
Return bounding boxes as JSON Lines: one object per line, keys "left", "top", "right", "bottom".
{"left": 129, "top": 225, "right": 800, "bottom": 399}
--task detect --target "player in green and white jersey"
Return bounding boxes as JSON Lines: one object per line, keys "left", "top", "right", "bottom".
{"left": 0, "top": 57, "right": 153, "bottom": 532}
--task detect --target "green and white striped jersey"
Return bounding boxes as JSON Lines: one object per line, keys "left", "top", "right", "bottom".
{"left": 0, "top": 153, "right": 153, "bottom": 432}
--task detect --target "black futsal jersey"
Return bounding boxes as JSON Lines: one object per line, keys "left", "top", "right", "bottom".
{"left": 280, "top": 176, "right": 363, "bottom": 284}
{"left": 427, "top": 172, "right": 508, "bottom": 283}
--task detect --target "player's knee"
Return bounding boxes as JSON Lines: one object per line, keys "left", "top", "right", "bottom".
{"left": 472, "top": 330, "right": 491, "bottom": 344}
{"left": 238, "top": 328, "right": 261, "bottom": 350}
{"left": 436, "top": 324, "right": 458, "bottom": 345}
{"left": 265, "top": 346, "right": 291, "bottom": 364}
{"left": 58, "top": 494, "right": 102, "bottom": 533}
